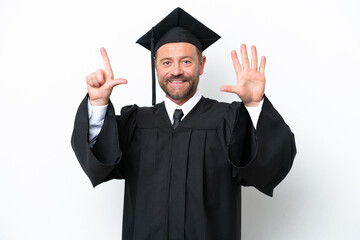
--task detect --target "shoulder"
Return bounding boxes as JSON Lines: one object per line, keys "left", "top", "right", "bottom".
{"left": 119, "top": 104, "right": 139, "bottom": 119}
{"left": 134, "top": 102, "right": 163, "bottom": 117}
{"left": 123, "top": 102, "right": 169, "bottom": 128}
{"left": 179, "top": 97, "right": 240, "bottom": 129}
{"left": 199, "top": 97, "right": 231, "bottom": 110}
{"left": 196, "top": 97, "right": 241, "bottom": 117}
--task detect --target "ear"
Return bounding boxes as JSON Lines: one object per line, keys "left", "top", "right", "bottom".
{"left": 199, "top": 55, "right": 206, "bottom": 75}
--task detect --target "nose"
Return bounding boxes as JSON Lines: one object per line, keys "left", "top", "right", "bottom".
{"left": 172, "top": 62, "right": 184, "bottom": 77}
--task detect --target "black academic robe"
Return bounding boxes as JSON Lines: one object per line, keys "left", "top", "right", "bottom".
{"left": 71, "top": 95, "right": 296, "bottom": 240}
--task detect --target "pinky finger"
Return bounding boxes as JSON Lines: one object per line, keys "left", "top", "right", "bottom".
{"left": 259, "top": 56, "right": 266, "bottom": 74}
{"left": 86, "top": 74, "right": 97, "bottom": 87}
{"left": 91, "top": 75, "right": 100, "bottom": 87}
{"left": 86, "top": 75, "right": 92, "bottom": 85}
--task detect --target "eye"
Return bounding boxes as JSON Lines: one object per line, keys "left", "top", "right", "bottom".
{"left": 163, "top": 61, "right": 171, "bottom": 66}
{"left": 183, "top": 60, "right": 191, "bottom": 65}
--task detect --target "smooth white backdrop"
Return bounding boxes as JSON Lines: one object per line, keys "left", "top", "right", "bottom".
{"left": 1, "top": 0, "right": 359, "bottom": 239}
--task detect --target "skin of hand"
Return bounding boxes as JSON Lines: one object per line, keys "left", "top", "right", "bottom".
{"left": 86, "top": 47, "right": 128, "bottom": 106}
{"left": 220, "top": 44, "right": 266, "bottom": 107}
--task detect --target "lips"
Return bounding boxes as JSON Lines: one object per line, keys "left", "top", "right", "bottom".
{"left": 169, "top": 80, "right": 187, "bottom": 83}
{"left": 167, "top": 77, "right": 189, "bottom": 83}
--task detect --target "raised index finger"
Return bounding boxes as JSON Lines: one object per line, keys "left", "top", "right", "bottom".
{"left": 100, "top": 47, "right": 114, "bottom": 79}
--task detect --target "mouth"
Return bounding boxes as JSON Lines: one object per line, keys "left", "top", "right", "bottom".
{"left": 167, "top": 77, "right": 189, "bottom": 84}
{"left": 169, "top": 80, "right": 187, "bottom": 84}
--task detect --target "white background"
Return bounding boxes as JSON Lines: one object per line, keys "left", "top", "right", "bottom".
{"left": 1, "top": 0, "right": 359, "bottom": 239}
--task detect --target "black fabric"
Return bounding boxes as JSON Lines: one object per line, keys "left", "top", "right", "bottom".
{"left": 172, "top": 109, "right": 184, "bottom": 129}
{"left": 136, "top": 7, "right": 221, "bottom": 52}
{"left": 154, "top": 27, "right": 202, "bottom": 53}
{"left": 71, "top": 95, "right": 296, "bottom": 240}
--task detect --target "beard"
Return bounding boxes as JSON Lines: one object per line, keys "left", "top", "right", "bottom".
{"left": 159, "top": 75, "right": 199, "bottom": 101}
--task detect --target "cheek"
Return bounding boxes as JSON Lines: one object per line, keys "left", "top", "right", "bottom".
{"left": 156, "top": 68, "right": 167, "bottom": 79}
{"left": 185, "top": 66, "right": 200, "bottom": 77}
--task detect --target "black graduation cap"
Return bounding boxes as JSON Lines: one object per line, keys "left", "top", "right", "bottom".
{"left": 136, "top": 7, "right": 221, "bottom": 105}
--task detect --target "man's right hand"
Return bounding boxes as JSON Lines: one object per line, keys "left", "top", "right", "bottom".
{"left": 86, "top": 47, "right": 128, "bottom": 106}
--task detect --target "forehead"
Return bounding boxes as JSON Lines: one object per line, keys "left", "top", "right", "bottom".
{"left": 156, "top": 42, "right": 198, "bottom": 59}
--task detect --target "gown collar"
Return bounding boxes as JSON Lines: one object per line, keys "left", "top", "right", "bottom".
{"left": 164, "top": 89, "right": 202, "bottom": 124}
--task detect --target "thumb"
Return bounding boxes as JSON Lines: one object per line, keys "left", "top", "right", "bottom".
{"left": 108, "top": 78, "right": 128, "bottom": 88}
{"left": 220, "top": 85, "right": 237, "bottom": 93}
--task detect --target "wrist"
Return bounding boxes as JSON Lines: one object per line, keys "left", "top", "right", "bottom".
{"left": 241, "top": 94, "right": 264, "bottom": 107}
{"left": 243, "top": 101, "right": 260, "bottom": 107}
{"left": 89, "top": 98, "right": 109, "bottom": 106}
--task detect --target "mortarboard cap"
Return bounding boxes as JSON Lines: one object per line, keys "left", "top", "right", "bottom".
{"left": 136, "top": 7, "right": 221, "bottom": 105}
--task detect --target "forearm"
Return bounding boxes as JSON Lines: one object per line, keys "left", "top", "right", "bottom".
{"left": 244, "top": 98, "right": 264, "bottom": 129}
{"left": 228, "top": 96, "right": 296, "bottom": 196}
{"left": 71, "top": 94, "right": 123, "bottom": 186}
{"left": 88, "top": 98, "right": 108, "bottom": 147}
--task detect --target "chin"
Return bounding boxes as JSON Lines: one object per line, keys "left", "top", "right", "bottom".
{"left": 167, "top": 89, "right": 196, "bottom": 101}
{"left": 168, "top": 93, "right": 188, "bottom": 101}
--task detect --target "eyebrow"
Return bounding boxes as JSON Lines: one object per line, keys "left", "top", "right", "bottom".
{"left": 159, "top": 56, "right": 195, "bottom": 62}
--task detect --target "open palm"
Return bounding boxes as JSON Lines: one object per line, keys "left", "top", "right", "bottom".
{"left": 221, "top": 44, "right": 266, "bottom": 107}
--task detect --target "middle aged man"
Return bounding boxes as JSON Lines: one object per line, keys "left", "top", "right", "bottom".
{"left": 71, "top": 7, "right": 296, "bottom": 240}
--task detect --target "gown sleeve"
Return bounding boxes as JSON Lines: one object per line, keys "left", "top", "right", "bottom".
{"left": 225, "top": 95, "right": 296, "bottom": 196}
{"left": 71, "top": 94, "right": 137, "bottom": 187}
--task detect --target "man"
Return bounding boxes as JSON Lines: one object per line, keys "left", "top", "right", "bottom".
{"left": 71, "top": 7, "right": 296, "bottom": 240}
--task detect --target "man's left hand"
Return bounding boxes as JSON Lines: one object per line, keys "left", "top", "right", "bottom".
{"left": 220, "top": 44, "right": 266, "bottom": 107}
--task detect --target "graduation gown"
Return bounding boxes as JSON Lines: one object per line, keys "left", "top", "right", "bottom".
{"left": 71, "top": 95, "right": 296, "bottom": 240}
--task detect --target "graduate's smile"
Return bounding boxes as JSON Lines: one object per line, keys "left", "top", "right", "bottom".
{"left": 167, "top": 78, "right": 189, "bottom": 86}
{"left": 169, "top": 79, "right": 187, "bottom": 84}
{"left": 163, "top": 75, "right": 195, "bottom": 99}
{"left": 155, "top": 42, "right": 206, "bottom": 105}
